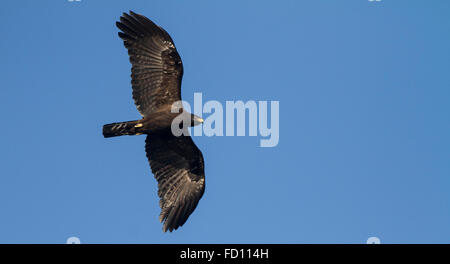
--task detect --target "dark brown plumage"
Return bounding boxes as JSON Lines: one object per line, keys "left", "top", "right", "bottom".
{"left": 102, "top": 11, "right": 205, "bottom": 232}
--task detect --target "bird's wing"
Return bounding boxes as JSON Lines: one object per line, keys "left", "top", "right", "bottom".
{"left": 117, "top": 11, "right": 183, "bottom": 117}
{"left": 145, "top": 132, "right": 205, "bottom": 232}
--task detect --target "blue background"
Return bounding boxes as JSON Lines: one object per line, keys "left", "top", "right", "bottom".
{"left": 0, "top": 0, "right": 449, "bottom": 243}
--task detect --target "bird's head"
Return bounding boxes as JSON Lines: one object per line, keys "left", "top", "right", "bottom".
{"left": 190, "top": 113, "right": 204, "bottom": 127}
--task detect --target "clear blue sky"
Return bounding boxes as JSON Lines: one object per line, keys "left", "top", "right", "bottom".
{"left": 0, "top": 0, "right": 449, "bottom": 243}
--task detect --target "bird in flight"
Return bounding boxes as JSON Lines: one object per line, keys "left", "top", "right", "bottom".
{"left": 102, "top": 11, "right": 205, "bottom": 232}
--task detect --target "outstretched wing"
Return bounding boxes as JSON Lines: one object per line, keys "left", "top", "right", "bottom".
{"left": 145, "top": 132, "right": 205, "bottom": 232}
{"left": 117, "top": 11, "right": 183, "bottom": 116}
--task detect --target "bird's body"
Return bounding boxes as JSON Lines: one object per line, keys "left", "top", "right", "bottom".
{"left": 102, "top": 11, "right": 206, "bottom": 232}
{"left": 103, "top": 106, "right": 197, "bottom": 137}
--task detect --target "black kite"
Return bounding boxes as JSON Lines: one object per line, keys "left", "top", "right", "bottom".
{"left": 102, "top": 11, "right": 205, "bottom": 232}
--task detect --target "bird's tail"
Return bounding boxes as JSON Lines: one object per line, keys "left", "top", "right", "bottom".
{"left": 102, "top": 120, "right": 141, "bottom": 138}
